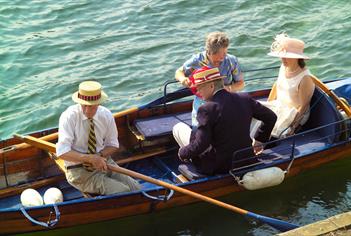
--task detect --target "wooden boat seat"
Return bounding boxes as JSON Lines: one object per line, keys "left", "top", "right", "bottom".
{"left": 178, "top": 163, "right": 207, "bottom": 180}
{"left": 134, "top": 112, "right": 192, "bottom": 140}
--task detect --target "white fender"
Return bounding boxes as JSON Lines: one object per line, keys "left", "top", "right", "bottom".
{"left": 240, "top": 167, "right": 285, "bottom": 190}
{"left": 20, "top": 188, "right": 44, "bottom": 207}
{"left": 43, "top": 187, "right": 63, "bottom": 204}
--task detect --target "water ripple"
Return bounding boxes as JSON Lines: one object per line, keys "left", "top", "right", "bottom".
{"left": 1, "top": 5, "right": 351, "bottom": 234}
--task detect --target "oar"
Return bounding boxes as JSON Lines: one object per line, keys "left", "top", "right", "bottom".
{"left": 311, "top": 75, "right": 351, "bottom": 117}
{"left": 17, "top": 134, "right": 299, "bottom": 232}
{"left": 108, "top": 165, "right": 298, "bottom": 232}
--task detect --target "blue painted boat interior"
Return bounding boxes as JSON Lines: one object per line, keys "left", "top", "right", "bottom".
{"left": 0, "top": 78, "right": 350, "bottom": 214}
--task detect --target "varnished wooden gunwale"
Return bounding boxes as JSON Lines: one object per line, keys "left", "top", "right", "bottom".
{"left": 0, "top": 85, "right": 350, "bottom": 234}
{"left": 0, "top": 141, "right": 350, "bottom": 234}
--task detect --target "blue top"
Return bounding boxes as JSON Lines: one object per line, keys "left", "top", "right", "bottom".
{"left": 182, "top": 51, "right": 242, "bottom": 85}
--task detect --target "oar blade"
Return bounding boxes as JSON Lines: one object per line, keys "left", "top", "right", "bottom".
{"left": 247, "top": 212, "right": 299, "bottom": 232}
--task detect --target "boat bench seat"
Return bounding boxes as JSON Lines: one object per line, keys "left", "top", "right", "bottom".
{"left": 134, "top": 112, "right": 192, "bottom": 140}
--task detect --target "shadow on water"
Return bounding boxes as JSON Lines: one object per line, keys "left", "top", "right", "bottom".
{"left": 19, "top": 156, "right": 351, "bottom": 236}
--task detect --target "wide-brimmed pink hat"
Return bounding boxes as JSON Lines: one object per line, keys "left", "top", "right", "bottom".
{"left": 72, "top": 81, "right": 108, "bottom": 105}
{"left": 190, "top": 67, "right": 225, "bottom": 88}
{"left": 268, "top": 33, "right": 310, "bottom": 59}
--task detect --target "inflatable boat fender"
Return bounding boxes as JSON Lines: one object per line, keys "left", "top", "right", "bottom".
{"left": 240, "top": 167, "right": 285, "bottom": 190}
{"left": 20, "top": 188, "right": 44, "bottom": 207}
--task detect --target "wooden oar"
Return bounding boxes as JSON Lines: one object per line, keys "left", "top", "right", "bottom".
{"left": 311, "top": 75, "right": 351, "bottom": 117}
{"left": 13, "top": 134, "right": 66, "bottom": 172}
{"left": 17, "top": 134, "right": 299, "bottom": 232}
{"left": 108, "top": 165, "right": 298, "bottom": 232}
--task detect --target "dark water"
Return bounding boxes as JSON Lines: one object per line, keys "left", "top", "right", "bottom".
{"left": 2, "top": 0, "right": 351, "bottom": 235}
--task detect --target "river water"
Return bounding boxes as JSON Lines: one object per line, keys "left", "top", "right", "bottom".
{"left": 1, "top": 0, "right": 351, "bottom": 235}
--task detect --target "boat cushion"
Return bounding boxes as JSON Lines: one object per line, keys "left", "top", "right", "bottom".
{"left": 178, "top": 163, "right": 207, "bottom": 180}
{"left": 134, "top": 112, "right": 192, "bottom": 139}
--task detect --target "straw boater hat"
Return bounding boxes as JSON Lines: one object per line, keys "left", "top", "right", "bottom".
{"left": 72, "top": 81, "right": 108, "bottom": 105}
{"left": 190, "top": 67, "right": 225, "bottom": 88}
{"left": 268, "top": 33, "right": 310, "bottom": 59}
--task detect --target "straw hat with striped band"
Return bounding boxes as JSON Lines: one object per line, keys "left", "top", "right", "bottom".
{"left": 72, "top": 81, "right": 108, "bottom": 105}
{"left": 190, "top": 67, "right": 226, "bottom": 88}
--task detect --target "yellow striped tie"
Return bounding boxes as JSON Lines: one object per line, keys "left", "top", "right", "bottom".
{"left": 87, "top": 119, "right": 96, "bottom": 154}
{"left": 83, "top": 119, "right": 96, "bottom": 171}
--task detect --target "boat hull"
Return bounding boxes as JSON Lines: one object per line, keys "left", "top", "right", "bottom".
{"left": 0, "top": 77, "right": 350, "bottom": 234}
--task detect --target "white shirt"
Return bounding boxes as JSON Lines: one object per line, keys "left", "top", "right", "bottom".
{"left": 56, "top": 104, "right": 119, "bottom": 167}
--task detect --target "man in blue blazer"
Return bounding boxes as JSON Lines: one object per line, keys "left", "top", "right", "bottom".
{"left": 173, "top": 67, "right": 277, "bottom": 175}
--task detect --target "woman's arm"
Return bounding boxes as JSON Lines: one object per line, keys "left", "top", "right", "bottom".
{"left": 267, "top": 82, "right": 277, "bottom": 101}
{"left": 291, "top": 75, "right": 315, "bottom": 128}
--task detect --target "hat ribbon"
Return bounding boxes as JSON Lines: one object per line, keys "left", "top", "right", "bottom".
{"left": 78, "top": 93, "right": 101, "bottom": 101}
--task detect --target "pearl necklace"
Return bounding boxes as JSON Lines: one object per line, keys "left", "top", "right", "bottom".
{"left": 285, "top": 66, "right": 301, "bottom": 77}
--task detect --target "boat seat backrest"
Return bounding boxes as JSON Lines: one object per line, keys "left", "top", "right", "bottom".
{"left": 300, "top": 87, "right": 343, "bottom": 143}
{"left": 134, "top": 112, "right": 192, "bottom": 139}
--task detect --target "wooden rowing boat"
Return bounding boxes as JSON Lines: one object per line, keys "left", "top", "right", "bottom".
{"left": 0, "top": 68, "right": 350, "bottom": 234}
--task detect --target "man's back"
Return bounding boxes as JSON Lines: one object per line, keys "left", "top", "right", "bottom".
{"left": 209, "top": 90, "right": 254, "bottom": 163}
{"left": 184, "top": 89, "right": 276, "bottom": 174}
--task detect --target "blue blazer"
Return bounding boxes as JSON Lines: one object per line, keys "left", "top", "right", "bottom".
{"left": 179, "top": 89, "right": 277, "bottom": 175}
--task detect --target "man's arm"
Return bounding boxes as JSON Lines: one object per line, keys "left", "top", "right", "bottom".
{"left": 175, "top": 66, "right": 191, "bottom": 87}
{"left": 251, "top": 97, "right": 277, "bottom": 143}
{"left": 225, "top": 56, "right": 245, "bottom": 92}
{"left": 225, "top": 74, "right": 244, "bottom": 92}
{"left": 178, "top": 106, "right": 213, "bottom": 160}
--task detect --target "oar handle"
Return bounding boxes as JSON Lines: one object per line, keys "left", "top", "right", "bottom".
{"left": 13, "top": 134, "right": 65, "bottom": 171}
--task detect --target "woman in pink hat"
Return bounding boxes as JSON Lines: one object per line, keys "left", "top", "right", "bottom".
{"left": 252, "top": 33, "right": 315, "bottom": 138}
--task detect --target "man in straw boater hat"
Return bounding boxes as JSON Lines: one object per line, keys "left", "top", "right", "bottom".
{"left": 56, "top": 81, "right": 140, "bottom": 195}
{"left": 173, "top": 67, "right": 277, "bottom": 176}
